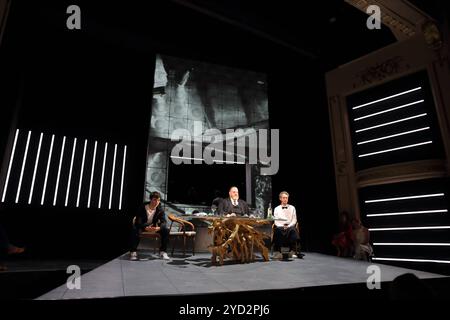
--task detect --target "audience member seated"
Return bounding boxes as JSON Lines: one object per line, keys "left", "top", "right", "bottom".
{"left": 0, "top": 224, "right": 25, "bottom": 271}
{"left": 217, "top": 186, "right": 250, "bottom": 217}
{"left": 331, "top": 211, "right": 353, "bottom": 257}
{"left": 389, "top": 273, "right": 437, "bottom": 300}
{"left": 351, "top": 218, "right": 373, "bottom": 261}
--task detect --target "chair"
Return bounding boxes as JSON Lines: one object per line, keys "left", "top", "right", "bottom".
{"left": 271, "top": 222, "right": 300, "bottom": 255}
{"left": 168, "top": 214, "right": 196, "bottom": 257}
{"left": 133, "top": 217, "right": 160, "bottom": 253}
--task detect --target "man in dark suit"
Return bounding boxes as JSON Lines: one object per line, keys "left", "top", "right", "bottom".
{"left": 129, "top": 191, "right": 170, "bottom": 260}
{"left": 217, "top": 186, "right": 250, "bottom": 217}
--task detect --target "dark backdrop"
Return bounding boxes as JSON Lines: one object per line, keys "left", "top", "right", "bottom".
{"left": 0, "top": 0, "right": 399, "bottom": 259}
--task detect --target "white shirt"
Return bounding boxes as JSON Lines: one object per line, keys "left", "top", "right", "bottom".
{"left": 273, "top": 204, "right": 297, "bottom": 228}
{"left": 145, "top": 205, "right": 156, "bottom": 224}
{"left": 231, "top": 198, "right": 239, "bottom": 206}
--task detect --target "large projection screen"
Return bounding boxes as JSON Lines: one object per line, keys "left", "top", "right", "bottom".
{"left": 145, "top": 54, "right": 271, "bottom": 214}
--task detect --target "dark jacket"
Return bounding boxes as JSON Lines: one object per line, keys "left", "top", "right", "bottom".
{"left": 217, "top": 198, "right": 250, "bottom": 216}
{"left": 133, "top": 203, "right": 167, "bottom": 231}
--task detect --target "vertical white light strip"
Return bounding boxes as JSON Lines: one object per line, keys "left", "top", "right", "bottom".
{"left": 109, "top": 144, "right": 117, "bottom": 210}
{"left": 98, "top": 143, "right": 108, "bottom": 209}
{"left": 65, "top": 138, "right": 77, "bottom": 206}
{"left": 76, "top": 139, "right": 88, "bottom": 207}
{"left": 29, "top": 132, "right": 43, "bottom": 204}
{"left": 1, "top": 129, "right": 19, "bottom": 202}
{"left": 15, "top": 131, "right": 32, "bottom": 203}
{"left": 87, "top": 141, "right": 97, "bottom": 208}
{"left": 53, "top": 136, "right": 66, "bottom": 206}
{"left": 119, "top": 145, "right": 127, "bottom": 210}
{"left": 41, "top": 134, "right": 55, "bottom": 205}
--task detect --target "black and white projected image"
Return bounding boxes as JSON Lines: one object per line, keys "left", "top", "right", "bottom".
{"left": 145, "top": 54, "right": 270, "bottom": 213}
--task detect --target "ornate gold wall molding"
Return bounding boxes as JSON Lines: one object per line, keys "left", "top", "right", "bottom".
{"left": 356, "top": 159, "right": 447, "bottom": 188}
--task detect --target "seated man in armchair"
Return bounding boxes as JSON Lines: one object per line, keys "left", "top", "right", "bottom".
{"left": 217, "top": 186, "right": 250, "bottom": 217}
{"left": 272, "top": 191, "right": 299, "bottom": 259}
{"left": 129, "top": 191, "right": 170, "bottom": 260}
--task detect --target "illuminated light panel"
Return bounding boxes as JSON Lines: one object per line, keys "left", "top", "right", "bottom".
{"left": 357, "top": 127, "right": 430, "bottom": 145}
{"left": 354, "top": 100, "right": 424, "bottom": 121}
{"left": 29, "top": 133, "right": 43, "bottom": 204}
{"left": 369, "top": 226, "right": 450, "bottom": 231}
{"left": 352, "top": 87, "right": 421, "bottom": 110}
{"left": 87, "top": 141, "right": 98, "bottom": 208}
{"left": 365, "top": 193, "right": 444, "bottom": 203}
{"left": 65, "top": 138, "right": 77, "bottom": 206}
{"left": 15, "top": 131, "right": 31, "bottom": 203}
{"left": 98, "top": 143, "right": 108, "bottom": 209}
{"left": 358, "top": 141, "right": 432, "bottom": 158}
{"left": 367, "top": 209, "right": 447, "bottom": 217}
{"left": 374, "top": 243, "right": 450, "bottom": 246}
{"left": 119, "top": 145, "right": 127, "bottom": 210}
{"left": 76, "top": 139, "right": 87, "bottom": 207}
{"left": 372, "top": 257, "right": 450, "bottom": 264}
{"left": 53, "top": 136, "right": 66, "bottom": 206}
{"left": 355, "top": 113, "right": 427, "bottom": 133}
{"left": 109, "top": 144, "right": 117, "bottom": 210}
{"left": 41, "top": 135, "right": 55, "bottom": 205}
{"left": 1, "top": 129, "right": 19, "bottom": 202}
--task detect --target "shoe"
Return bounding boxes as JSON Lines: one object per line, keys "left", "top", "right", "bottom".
{"left": 8, "top": 245, "right": 25, "bottom": 255}
{"left": 160, "top": 251, "right": 171, "bottom": 260}
{"left": 272, "top": 251, "right": 282, "bottom": 260}
{"left": 129, "top": 251, "right": 138, "bottom": 261}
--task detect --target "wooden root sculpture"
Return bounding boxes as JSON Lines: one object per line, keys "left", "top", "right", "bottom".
{"left": 207, "top": 218, "right": 270, "bottom": 265}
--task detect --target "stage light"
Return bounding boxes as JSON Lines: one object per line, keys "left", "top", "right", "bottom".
{"left": 369, "top": 225, "right": 450, "bottom": 231}
{"left": 365, "top": 193, "right": 444, "bottom": 203}
{"left": 352, "top": 87, "right": 421, "bottom": 110}
{"left": 87, "top": 141, "right": 97, "bottom": 208}
{"left": 354, "top": 100, "right": 424, "bottom": 121}
{"left": 1, "top": 129, "right": 19, "bottom": 202}
{"left": 358, "top": 141, "right": 432, "bottom": 158}
{"left": 98, "top": 143, "right": 108, "bottom": 209}
{"left": 65, "top": 138, "right": 77, "bottom": 206}
{"left": 357, "top": 127, "right": 430, "bottom": 145}
{"left": 29, "top": 133, "right": 43, "bottom": 204}
{"left": 41, "top": 134, "right": 55, "bottom": 205}
{"left": 53, "top": 136, "right": 66, "bottom": 206}
{"left": 109, "top": 144, "right": 117, "bottom": 210}
{"left": 355, "top": 113, "right": 427, "bottom": 133}
{"left": 367, "top": 209, "right": 447, "bottom": 217}
{"left": 372, "top": 257, "right": 450, "bottom": 264}
{"left": 15, "top": 131, "right": 31, "bottom": 203}
{"left": 119, "top": 145, "right": 127, "bottom": 211}
{"left": 76, "top": 139, "right": 87, "bottom": 207}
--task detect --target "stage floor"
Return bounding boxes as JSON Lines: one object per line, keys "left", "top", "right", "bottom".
{"left": 37, "top": 252, "right": 446, "bottom": 300}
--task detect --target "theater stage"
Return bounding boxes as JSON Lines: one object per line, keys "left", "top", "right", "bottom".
{"left": 37, "top": 252, "right": 448, "bottom": 300}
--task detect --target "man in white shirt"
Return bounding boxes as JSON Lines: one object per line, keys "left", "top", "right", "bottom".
{"left": 272, "top": 191, "right": 299, "bottom": 259}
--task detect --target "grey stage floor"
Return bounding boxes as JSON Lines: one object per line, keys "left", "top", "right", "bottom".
{"left": 37, "top": 252, "right": 446, "bottom": 300}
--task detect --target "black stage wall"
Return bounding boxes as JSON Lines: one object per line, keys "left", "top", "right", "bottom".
{"left": 0, "top": 1, "right": 396, "bottom": 259}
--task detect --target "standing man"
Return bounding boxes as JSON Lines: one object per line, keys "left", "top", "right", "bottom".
{"left": 272, "top": 191, "right": 299, "bottom": 259}
{"left": 217, "top": 186, "right": 250, "bottom": 217}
